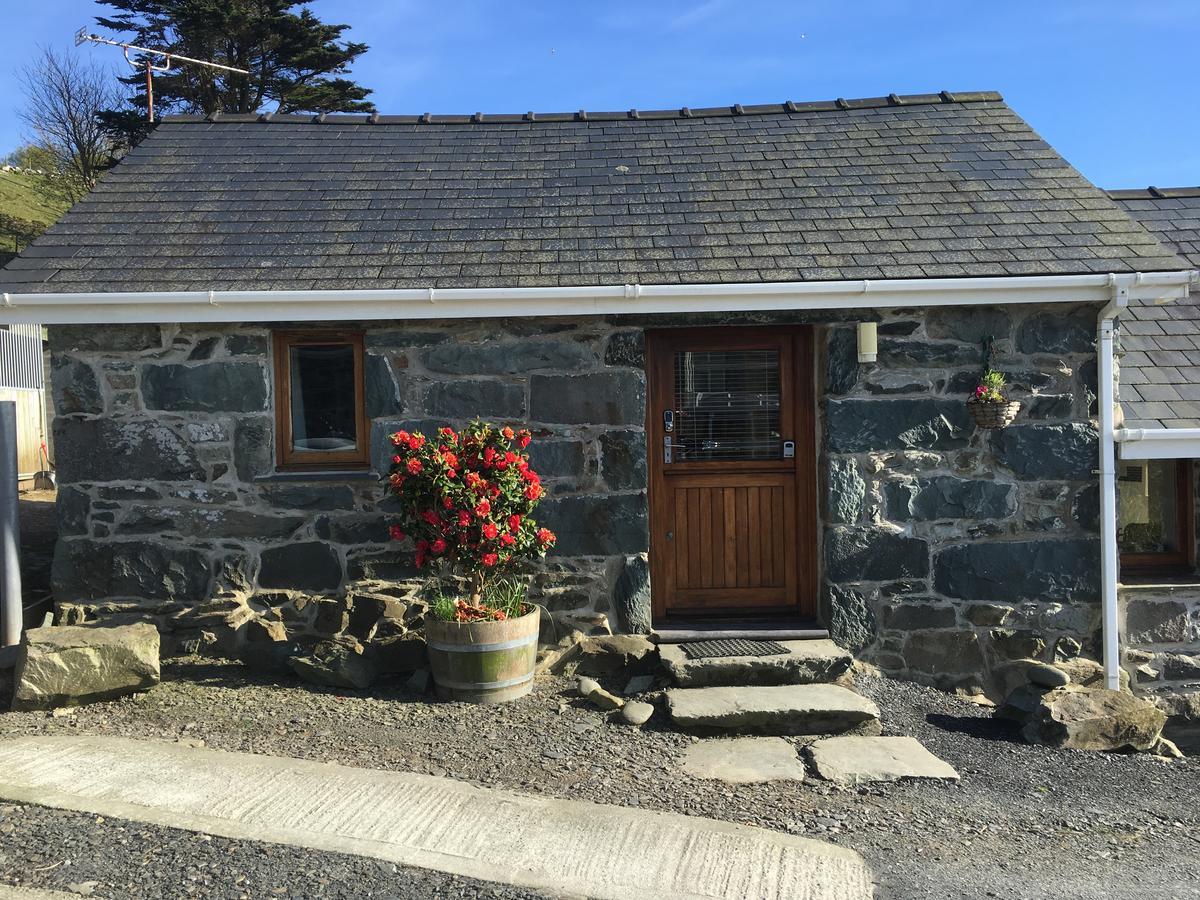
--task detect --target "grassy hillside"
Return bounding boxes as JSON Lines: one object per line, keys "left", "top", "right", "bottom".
{"left": 0, "top": 169, "right": 69, "bottom": 226}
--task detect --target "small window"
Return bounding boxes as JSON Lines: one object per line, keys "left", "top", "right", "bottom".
{"left": 272, "top": 331, "right": 368, "bottom": 470}
{"left": 1118, "top": 458, "right": 1194, "bottom": 572}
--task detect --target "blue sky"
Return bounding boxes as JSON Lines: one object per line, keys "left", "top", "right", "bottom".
{"left": 1, "top": 0, "right": 1197, "bottom": 188}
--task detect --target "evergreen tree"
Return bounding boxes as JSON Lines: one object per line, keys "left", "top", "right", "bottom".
{"left": 95, "top": 0, "right": 374, "bottom": 142}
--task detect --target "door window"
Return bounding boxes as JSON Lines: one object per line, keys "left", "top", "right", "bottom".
{"left": 670, "top": 349, "right": 781, "bottom": 462}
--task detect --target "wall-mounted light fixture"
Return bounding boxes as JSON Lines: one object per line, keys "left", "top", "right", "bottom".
{"left": 857, "top": 321, "right": 878, "bottom": 363}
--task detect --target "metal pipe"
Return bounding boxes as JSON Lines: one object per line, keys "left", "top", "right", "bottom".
{"left": 0, "top": 401, "right": 22, "bottom": 648}
{"left": 1097, "top": 277, "right": 1129, "bottom": 691}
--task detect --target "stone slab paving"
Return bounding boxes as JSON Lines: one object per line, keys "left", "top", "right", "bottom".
{"left": 807, "top": 736, "right": 960, "bottom": 786}
{"left": 681, "top": 737, "right": 807, "bottom": 784}
{"left": 0, "top": 736, "right": 872, "bottom": 900}
{"left": 667, "top": 684, "right": 881, "bottom": 736}
{"left": 0, "top": 887, "right": 77, "bottom": 899}
{"left": 660, "top": 640, "right": 852, "bottom": 688}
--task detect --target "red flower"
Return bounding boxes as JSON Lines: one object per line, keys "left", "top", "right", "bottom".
{"left": 407, "top": 434, "right": 425, "bottom": 450}
{"left": 442, "top": 496, "right": 454, "bottom": 509}
{"left": 439, "top": 426, "right": 457, "bottom": 441}
{"left": 524, "top": 484, "right": 543, "bottom": 501}
{"left": 457, "top": 510, "right": 472, "bottom": 527}
{"left": 500, "top": 533, "right": 516, "bottom": 546}
{"left": 482, "top": 522, "right": 499, "bottom": 540}
{"left": 442, "top": 451, "right": 459, "bottom": 469}
{"left": 517, "top": 432, "right": 531, "bottom": 448}
{"left": 391, "top": 430, "right": 410, "bottom": 446}
{"left": 431, "top": 538, "right": 447, "bottom": 554}
{"left": 465, "top": 472, "right": 482, "bottom": 488}
{"left": 483, "top": 447, "right": 496, "bottom": 467}
{"left": 474, "top": 499, "right": 491, "bottom": 517}
{"left": 502, "top": 426, "right": 515, "bottom": 440}
{"left": 537, "top": 527, "right": 556, "bottom": 545}
{"left": 521, "top": 468, "right": 540, "bottom": 484}
{"left": 420, "top": 509, "right": 440, "bottom": 526}
{"left": 391, "top": 455, "right": 402, "bottom": 465}
{"left": 446, "top": 469, "right": 457, "bottom": 479}
{"left": 388, "top": 525, "right": 405, "bottom": 541}
{"left": 508, "top": 514, "right": 521, "bottom": 532}
{"left": 406, "top": 457, "right": 423, "bottom": 475}
{"left": 482, "top": 552, "right": 499, "bottom": 567}
{"left": 504, "top": 450, "right": 517, "bottom": 464}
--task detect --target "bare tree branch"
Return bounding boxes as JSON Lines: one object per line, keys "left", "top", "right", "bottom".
{"left": 19, "top": 47, "right": 121, "bottom": 205}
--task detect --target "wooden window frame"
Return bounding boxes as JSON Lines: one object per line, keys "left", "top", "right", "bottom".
{"left": 1120, "top": 458, "right": 1195, "bottom": 574}
{"left": 272, "top": 330, "right": 369, "bottom": 472}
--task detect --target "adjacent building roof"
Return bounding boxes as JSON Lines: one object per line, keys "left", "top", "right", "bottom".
{"left": 1110, "top": 187, "right": 1200, "bottom": 428}
{"left": 0, "top": 91, "right": 1187, "bottom": 294}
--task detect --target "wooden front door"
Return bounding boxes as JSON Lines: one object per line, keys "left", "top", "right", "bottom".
{"left": 646, "top": 327, "right": 817, "bottom": 621}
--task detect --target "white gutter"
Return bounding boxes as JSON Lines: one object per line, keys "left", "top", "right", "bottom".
{"left": 1115, "top": 428, "right": 1200, "bottom": 460}
{"left": 0, "top": 271, "right": 1192, "bottom": 325}
{"left": 1097, "top": 275, "right": 1129, "bottom": 692}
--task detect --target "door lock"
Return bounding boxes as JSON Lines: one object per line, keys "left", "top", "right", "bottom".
{"left": 663, "top": 409, "right": 674, "bottom": 433}
{"left": 782, "top": 440, "right": 796, "bottom": 459}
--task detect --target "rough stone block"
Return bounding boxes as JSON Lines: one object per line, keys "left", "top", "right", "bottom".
{"left": 260, "top": 484, "right": 356, "bottom": 511}
{"left": 604, "top": 331, "right": 644, "bottom": 368}
{"left": 827, "top": 457, "right": 865, "bottom": 524}
{"left": 613, "top": 554, "right": 652, "bottom": 634}
{"left": 53, "top": 539, "right": 212, "bottom": 604}
{"left": 530, "top": 372, "right": 645, "bottom": 425}
{"left": 823, "top": 583, "right": 876, "bottom": 652}
{"left": 56, "top": 486, "right": 90, "bottom": 536}
{"left": 990, "top": 423, "right": 1098, "bottom": 481}
{"left": 424, "top": 380, "right": 524, "bottom": 419}
{"left": 1017, "top": 308, "right": 1094, "bottom": 354}
{"left": 233, "top": 416, "right": 274, "bottom": 482}
{"left": 49, "top": 324, "right": 160, "bottom": 353}
{"left": 825, "top": 326, "right": 859, "bottom": 396}
{"left": 884, "top": 476, "right": 1013, "bottom": 521}
{"left": 259, "top": 542, "right": 344, "bottom": 592}
{"left": 575, "top": 634, "right": 658, "bottom": 676}
{"left": 825, "top": 527, "right": 929, "bottom": 582}
{"left": 142, "top": 362, "right": 268, "bottom": 413}
{"left": 55, "top": 418, "right": 205, "bottom": 484}
{"left": 599, "top": 430, "right": 647, "bottom": 491}
{"left": 902, "top": 630, "right": 985, "bottom": 676}
{"left": 527, "top": 440, "right": 586, "bottom": 481}
{"left": 1125, "top": 598, "right": 1191, "bottom": 644}
{"left": 365, "top": 354, "right": 403, "bottom": 418}
{"left": 925, "top": 307, "right": 1011, "bottom": 342}
{"left": 12, "top": 623, "right": 160, "bottom": 710}
{"left": 1017, "top": 685, "right": 1166, "bottom": 751}
{"left": 423, "top": 340, "right": 595, "bottom": 375}
{"left": 538, "top": 493, "right": 648, "bottom": 556}
{"left": 224, "top": 333, "right": 269, "bottom": 356}
{"left": 51, "top": 357, "right": 103, "bottom": 415}
{"left": 933, "top": 538, "right": 1100, "bottom": 603}
{"left": 881, "top": 602, "right": 956, "bottom": 631}
{"left": 877, "top": 339, "right": 979, "bottom": 367}
{"left": 825, "top": 399, "right": 972, "bottom": 453}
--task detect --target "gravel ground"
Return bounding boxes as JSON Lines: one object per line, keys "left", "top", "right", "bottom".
{"left": 1, "top": 660, "right": 1199, "bottom": 899}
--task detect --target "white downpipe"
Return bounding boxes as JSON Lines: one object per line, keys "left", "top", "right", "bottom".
{"left": 1098, "top": 275, "right": 1129, "bottom": 692}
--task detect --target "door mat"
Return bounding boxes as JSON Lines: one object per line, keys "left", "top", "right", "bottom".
{"left": 679, "top": 639, "right": 791, "bottom": 659}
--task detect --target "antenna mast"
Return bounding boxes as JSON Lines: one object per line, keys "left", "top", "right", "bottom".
{"left": 75, "top": 27, "right": 251, "bottom": 123}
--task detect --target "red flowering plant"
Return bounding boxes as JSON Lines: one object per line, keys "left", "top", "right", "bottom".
{"left": 384, "top": 420, "right": 556, "bottom": 622}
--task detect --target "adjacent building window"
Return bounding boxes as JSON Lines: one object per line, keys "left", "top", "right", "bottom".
{"left": 272, "top": 331, "right": 368, "bottom": 470}
{"left": 1118, "top": 458, "right": 1194, "bottom": 572}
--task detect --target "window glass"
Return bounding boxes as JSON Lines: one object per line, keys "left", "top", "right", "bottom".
{"left": 671, "top": 349, "right": 781, "bottom": 461}
{"left": 1118, "top": 459, "right": 1182, "bottom": 555}
{"left": 288, "top": 343, "right": 359, "bottom": 453}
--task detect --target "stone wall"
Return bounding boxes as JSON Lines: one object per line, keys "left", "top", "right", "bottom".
{"left": 48, "top": 318, "right": 650, "bottom": 657}
{"left": 49, "top": 303, "right": 1105, "bottom": 691}
{"left": 822, "top": 304, "right": 1103, "bottom": 698}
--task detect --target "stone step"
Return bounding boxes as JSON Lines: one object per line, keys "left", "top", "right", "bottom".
{"left": 666, "top": 683, "right": 881, "bottom": 736}
{"left": 659, "top": 639, "right": 852, "bottom": 688}
{"left": 805, "top": 736, "right": 960, "bottom": 786}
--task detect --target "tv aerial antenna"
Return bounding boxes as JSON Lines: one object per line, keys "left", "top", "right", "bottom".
{"left": 75, "top": 27, "right": 250, "bottom": 123}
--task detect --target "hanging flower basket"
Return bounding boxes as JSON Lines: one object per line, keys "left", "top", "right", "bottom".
{"left": 966, "top": 397, "right": 1021, "bottom": 429}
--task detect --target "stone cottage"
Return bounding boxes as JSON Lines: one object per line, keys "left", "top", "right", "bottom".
{"left": 0, "top": 91, "right": 1195, "bottom": 699}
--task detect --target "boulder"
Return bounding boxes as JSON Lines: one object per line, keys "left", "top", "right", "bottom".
{"left": 619, "top": 700, "right": 655, "bottom": 726}
{"left": 574, "top": 635, "right": 658, "bottom": 677}
{"left": 1015, "top": 685, "right": 1166, "bottom": 752}
{"left": 290, "top": 640, "right": 377, "bottom": 691}
{"left": 1027, "top": 662, "right": 1071, "bottom": 688}
{"left": 12, "top": 623, "right": 160, "bottom": 711}
{"left": 1054, "top": 657, "right": 1129, "bottom": 692}
{"left": 370, "top": 635, "right": 428, "bottom": 675}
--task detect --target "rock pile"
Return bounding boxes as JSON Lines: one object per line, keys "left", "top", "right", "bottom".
{"left": 997, "top": 658, "right": 1168, "bottom": 753}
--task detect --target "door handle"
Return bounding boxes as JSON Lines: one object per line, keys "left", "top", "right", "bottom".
{"left": 666, "top": 531, "right": 674, "bottom": 541}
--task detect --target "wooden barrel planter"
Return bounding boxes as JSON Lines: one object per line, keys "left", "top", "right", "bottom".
{"left": 424, "top": 607, "right": 539, "bottom": 704}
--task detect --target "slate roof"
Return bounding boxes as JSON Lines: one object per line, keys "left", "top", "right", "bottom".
{"left": 0, "top": 91, "right": 1187, "bottom": 294}
{"left": 1110, "top": 187, "right": 1200, "bottom": 428}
